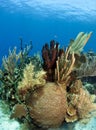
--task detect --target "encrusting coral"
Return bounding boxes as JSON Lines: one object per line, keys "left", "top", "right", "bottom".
{"left": 0, "top": 32, "right": 96, "bottom": 129}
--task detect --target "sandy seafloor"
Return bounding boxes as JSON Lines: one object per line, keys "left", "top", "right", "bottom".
{"left": 0, "top": 100, "right": 96, "bottom": 130}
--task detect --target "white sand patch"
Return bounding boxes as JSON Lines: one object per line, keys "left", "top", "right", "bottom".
{"left": 0, "top": 101, "right": 20, "bottom": 130}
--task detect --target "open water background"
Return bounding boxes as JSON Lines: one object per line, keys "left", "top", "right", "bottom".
{"left": 0, "top": 0, "right": 96, "bottom": 63}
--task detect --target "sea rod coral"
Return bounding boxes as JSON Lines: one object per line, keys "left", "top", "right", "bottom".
{"left": 0, "top": 32, "right": 96, "bottom": 129}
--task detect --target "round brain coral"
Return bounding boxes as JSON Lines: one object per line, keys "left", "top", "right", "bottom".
{"left": 25, "top": 82, "right": 68, "bottom": 128}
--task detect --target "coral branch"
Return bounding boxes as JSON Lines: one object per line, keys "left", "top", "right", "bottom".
{"left": 68, "top": 32, "right": 92, "bottom": 54}
{"left": 17, "top": 62, "right": 46, "bottom": 100}
{"left": 55, "top": 50, "right": 75, "bottom": 86}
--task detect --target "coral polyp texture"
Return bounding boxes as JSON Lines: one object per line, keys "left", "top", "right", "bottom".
{"left": 0, "top": 32, "right": 96, "bottom": 129}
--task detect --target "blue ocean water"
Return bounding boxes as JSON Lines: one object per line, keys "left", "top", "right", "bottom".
{"left": 0, "top": 0, "right": 96, "bottom": 63}
{"left": 0, "top": 1, "right": 96, "bottom": 130}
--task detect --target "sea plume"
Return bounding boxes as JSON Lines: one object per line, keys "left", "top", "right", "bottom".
{"left": 17, "top": 62, "right": 46, "bottom": 100}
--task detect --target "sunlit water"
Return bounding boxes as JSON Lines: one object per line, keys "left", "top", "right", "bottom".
{"left": 1, "top": 0, "right": 96, "bottom": 20}
{"left": 0, "top": 0, "right": 96, "bottom": 61}
{"left": 0, "top": 1, "right": 96, "bottom": 130}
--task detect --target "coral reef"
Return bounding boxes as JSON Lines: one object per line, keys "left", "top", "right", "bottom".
{"left": 74, "top": 50, "right": 96, "bottom": 95}
{"left": 17, "top": 62, "right": 46, "bottom": 101}
{"left": 76, "top": 50, "right": 96, "bottom": 78}
{"left": 0, "top": 41, "right": 36, "bottom": 107}
{"left": 0, "top": 32, "right": 96, "bottom": 129}
{"left": 67, "top": 80, "right": 96, "bottom": 122}
{"left": 0, "top": 47, "right": 22, "bottom": 106}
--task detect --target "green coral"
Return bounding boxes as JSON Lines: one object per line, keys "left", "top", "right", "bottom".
{"left": 0, "top": 42, "right": 34, "bottom": 106}
{"left": 68, "top": 32, "right": 92, "bottom": 54}
{"left": 0, "top": 47, "right": 22, "bottom": 86}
